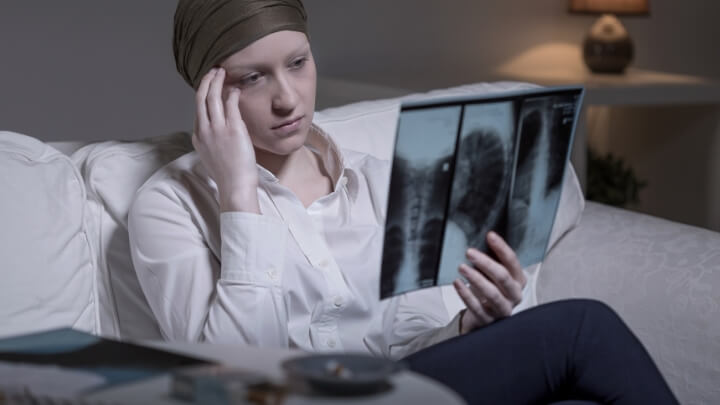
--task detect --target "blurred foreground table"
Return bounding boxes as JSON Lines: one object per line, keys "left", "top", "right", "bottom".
{"left": 83, "top": 341, "right": 466, "bottom": 405}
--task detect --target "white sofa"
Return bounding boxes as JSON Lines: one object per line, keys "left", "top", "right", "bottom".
{"left": 1, "top": 82, "right": 718, "bottom": 405}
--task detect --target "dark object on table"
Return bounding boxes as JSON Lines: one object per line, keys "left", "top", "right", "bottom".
{"left": 172, "top": 364, "right": 283, "bottom": 405}
{"left": 281, "top": 354, "right": 403, "bottom": 396}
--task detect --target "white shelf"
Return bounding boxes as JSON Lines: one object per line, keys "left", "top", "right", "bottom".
{"left": 498, "top": 65, "right": 720, "bottom": 231}
{"left": 497, "top": 68, "right": 720, "bottom": 106}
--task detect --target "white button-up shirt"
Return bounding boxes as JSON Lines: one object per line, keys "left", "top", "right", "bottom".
{"left": 128, "top": 126, "right": 462, "bottom": 360}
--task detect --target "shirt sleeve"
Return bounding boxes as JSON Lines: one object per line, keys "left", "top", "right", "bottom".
{"left": 365, "top": 266, "right": 535, "bottom": 360}
{"left": 363, "top": 288, "right": 462, "bottom": 361}
{"left": 387, "top": 292, "right": 464, "bottom": 360}
{"left": 128, "top": 182, "right": 290, "bottom": 346}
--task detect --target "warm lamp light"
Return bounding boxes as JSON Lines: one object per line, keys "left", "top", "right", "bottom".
{"left": 569, "top": 0, "right": 650, "bottom": 74}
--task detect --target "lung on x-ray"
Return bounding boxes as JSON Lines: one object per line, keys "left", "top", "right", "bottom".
{"left": 380, "top": 87, "right": 584, "bottom": 299}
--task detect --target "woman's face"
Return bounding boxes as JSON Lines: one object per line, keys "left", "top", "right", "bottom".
{"left": 220, "top": 30, "right": 317, "bottom": 156}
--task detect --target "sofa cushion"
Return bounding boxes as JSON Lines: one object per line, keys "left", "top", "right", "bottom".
{"left": 0, "top": 131, "right": 97, "bottom": 337}
{"left": 314, "top": 81, "right": 586, "bottom": 315}
{"left": 72, "top": 133, "right": 193, "bottom": 339}
{"left": 538, "top": 201, "right": 720, "bottom": 405}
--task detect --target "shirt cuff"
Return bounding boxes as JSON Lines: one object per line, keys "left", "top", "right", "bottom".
{"left": 220, "top": 212, "right": 287, "bottom": 286}
{"left": 418, "top": 309, "right": 465, "bottom": 352}
{"left": 441, "top": 309, "right": 464, "bottom": 341}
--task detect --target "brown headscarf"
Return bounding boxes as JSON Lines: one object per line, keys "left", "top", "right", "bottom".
{"left": 173, "top": 0, "right": 308, "bottom": 89}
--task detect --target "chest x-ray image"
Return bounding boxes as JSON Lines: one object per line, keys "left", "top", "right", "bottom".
{"left": 506, "top": 93, "right": 580, "bottom": 268}
{"left": 381, "top": 106, "right": 461, "bottom": 299}
{"left": 435, "top": 101, "right": 518, "bottom": 286}
{"left": 380, "top": 88, "right": 583, "bottom": 299}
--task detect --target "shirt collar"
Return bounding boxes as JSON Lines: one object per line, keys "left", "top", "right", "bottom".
{"left": 256, "top": 124, "right": 359, "bottom": 201}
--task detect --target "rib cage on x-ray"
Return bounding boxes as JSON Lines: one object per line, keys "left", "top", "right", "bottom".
{"left": 448, "top": 128, "right": 513, "bottom": 254}
{"left": 507, "top": 95, "right": 577, "bottom": 267}
{"left": 433, "top": 128, "right": 514, "bottom": 288}
{"left": 435, "top": 101, "right": 517, "bottom": 286}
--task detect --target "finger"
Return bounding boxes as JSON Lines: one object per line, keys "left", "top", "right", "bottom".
{"left": 207, "top": 67, "right": 226, "bottom": 125}
{"left": 195, "top": 68, "right": 216, "bottom": 131}
{"left": 466, "top": 248, "right": 523, "bottom": 304}
{"left": 225, "top": 87, "right": 243, "bottom": 126}
{"left": 453, "top": 279, "right": 493, "bottom": 325}
{"left": 191, "top": 132, "right": 201, "bottom": 151}
{"left": 459, "top": 263, "right": 513, "bottom": 317}
{"left": 487, "top": 231, "right": 526, "bottom": 287}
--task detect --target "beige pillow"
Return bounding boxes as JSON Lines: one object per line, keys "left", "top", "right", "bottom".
{"left": 314, "top": 81, "right": 586, "bottom": 315}
{"left": 72, "top": 133, "right": 193, "bottom": 339}
{"left": 0, "top": 131, "right": 97, "bottom": 337}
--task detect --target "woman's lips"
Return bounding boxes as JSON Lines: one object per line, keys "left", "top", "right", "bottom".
{"left": 272, "top": 116, "right": 304, "bottom": 135}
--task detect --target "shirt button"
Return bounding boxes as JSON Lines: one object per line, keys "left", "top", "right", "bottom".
{"left": 327, "top": 339, "right": 336, "bottom": 348}
{"left": 318, "top": 259, "right": 329, "bottom": 270}
{"left": 340, "top": 176, "right": 348, "bottom": 186}
{"left": 333, "top": 296, "right": 344, "bottom": 308}
{"left": 267, "top": 268, "right": 278, "bottom": 280}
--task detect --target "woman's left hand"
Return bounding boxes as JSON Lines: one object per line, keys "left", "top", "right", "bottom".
{"left": 453, "top": 231, "right": 526, "bottom": 334}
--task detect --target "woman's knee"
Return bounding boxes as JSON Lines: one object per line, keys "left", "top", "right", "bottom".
{"left": 557, "top": 298, "right": 614, "bottom": 313}
{"left": 554, "top": 298, "right": 629, "bottom": 334}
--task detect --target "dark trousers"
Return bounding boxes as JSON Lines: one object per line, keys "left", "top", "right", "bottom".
{"left": 405, "top": 299, "right": 679, "bottom": 405}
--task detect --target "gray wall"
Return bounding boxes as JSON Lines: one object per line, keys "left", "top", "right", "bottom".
{"left": 0, "top": 1, "right": 188, "bottom": 142}
{"left": 1, "top": 0, "right": 719, "bottom": 142}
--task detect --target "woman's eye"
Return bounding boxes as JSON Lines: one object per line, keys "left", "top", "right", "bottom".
{"left": 290, "top": 57, "right": 307, "bottom": 69}
{"left": 239, "top": 73, "right": 262, "bottom": 86}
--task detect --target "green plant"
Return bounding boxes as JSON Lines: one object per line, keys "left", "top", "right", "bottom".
{"left": 586, "top": 148, "right": 647, "bottom": 208}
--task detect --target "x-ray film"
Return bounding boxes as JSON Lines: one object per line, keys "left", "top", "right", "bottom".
{"left": 380, "top": 86, "right": 584, "bottom": 299}
{"left": 507, "top": 94, "right": 580, "bottom": 268}
{"left": 381, "top": 106, "right": 462, "bottom": 298}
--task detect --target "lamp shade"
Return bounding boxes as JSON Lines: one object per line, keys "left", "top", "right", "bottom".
{"left": 569, "top": 0, "right": 649, "bottom": 15}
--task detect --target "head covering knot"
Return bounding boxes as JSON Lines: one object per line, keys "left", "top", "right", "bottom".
{"left": 173, "top": 0, "right": 308, "bottom": 89}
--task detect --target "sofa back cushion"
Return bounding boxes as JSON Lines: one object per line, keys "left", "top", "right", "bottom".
{"left": 72, "top": 133, "right": 193, "bottom": 339}
{"left": 0, "top": 131, "right": 97, "bottom": 337}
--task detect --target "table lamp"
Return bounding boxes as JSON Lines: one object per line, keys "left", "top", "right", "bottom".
{"left": 569, "top": 0, "right": 650, "bottom": 74}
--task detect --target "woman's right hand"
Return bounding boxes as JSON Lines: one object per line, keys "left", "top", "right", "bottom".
{"left": 193, "top": 67, "right": 260, "bottom": 213}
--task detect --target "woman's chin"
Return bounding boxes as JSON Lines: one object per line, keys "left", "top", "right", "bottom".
{"left": 255, "top": 133, "right": 308, "bottom": 157}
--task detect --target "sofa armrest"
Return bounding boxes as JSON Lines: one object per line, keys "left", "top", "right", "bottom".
{"left": 538, "top": 201, "right": 720, "bottom": 405}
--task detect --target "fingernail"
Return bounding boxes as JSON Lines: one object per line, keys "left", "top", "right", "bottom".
{"left": 488, "top": 232, "right": 498, "bottom": 242}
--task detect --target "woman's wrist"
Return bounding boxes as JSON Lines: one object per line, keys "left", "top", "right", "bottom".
{"left": 219, "top": 187, "right": 260, "bottom": 213}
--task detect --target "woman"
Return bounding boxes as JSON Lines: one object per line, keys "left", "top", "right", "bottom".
{"left": 128, "top": 0, "right": 679, "bottom": 403}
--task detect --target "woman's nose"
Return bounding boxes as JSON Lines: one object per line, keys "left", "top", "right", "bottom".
{"left": 272, "top": 74, "right": 299, "bottom": 113}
